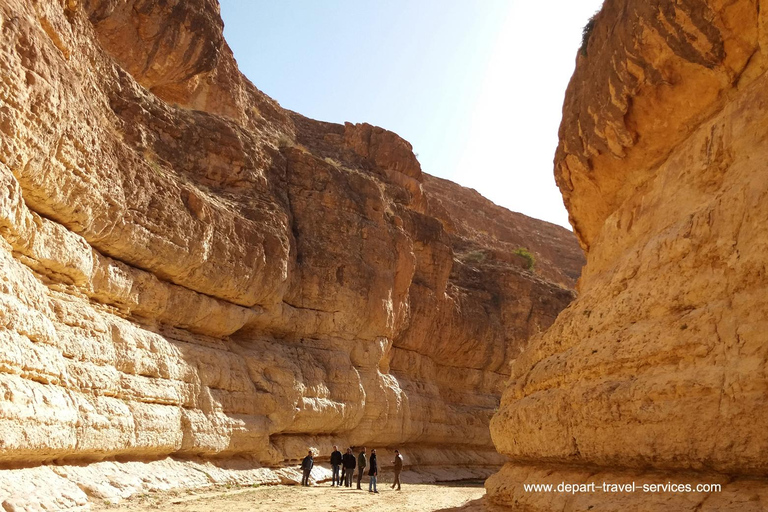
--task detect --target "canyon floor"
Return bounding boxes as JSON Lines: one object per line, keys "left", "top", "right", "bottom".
{"left": 95, "top": 481, "right": 489, "bottom": 512}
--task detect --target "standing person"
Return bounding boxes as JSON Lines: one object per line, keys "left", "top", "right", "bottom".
{"left": 368, "top": 449, "right": 378, "bottom": 493}
{"left": 343, "top": 448, "right": 356, "bottom": 487}
{"left": 356, "top": 447, "right": 367, "bottom": 490}
{"left": 391, "top": 449, "right": 403, "bottom": 490}
{"left": 330, "top": 445, "right": 343, "bottom": 487}
{"left": 300, "top": 450, "right": 314, "bottom": 487}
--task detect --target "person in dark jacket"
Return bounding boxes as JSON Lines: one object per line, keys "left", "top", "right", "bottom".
{"left": 391, "top": 449, "right": 403, "bottom": 490}
{"left": 330, "top": 445, "right": 343, "bottom": 487}
{"left": 368, "top": 449, "right": 378, "bottom": 493}
{"left": 356, "top": 447, "right": 367, "bottom": 489}
{"left": 342, "top": 448, "right": 356, "bottom": 487}
{"left": 300, "top": 450, "right": 314, "bottom": 486}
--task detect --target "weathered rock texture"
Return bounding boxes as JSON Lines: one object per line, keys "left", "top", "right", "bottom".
{"left": 0, "top": 0, "right": 583, "bottom": 508}
{"left": 488, "top": 0, "right": 768, "bottom": 510}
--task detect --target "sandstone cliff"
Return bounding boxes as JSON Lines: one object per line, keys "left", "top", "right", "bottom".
{"left": 488, "top": 0, "right": 768, "bottom": 510}
{"left": 0, "top": 0, "right": 583, "bottom": 508}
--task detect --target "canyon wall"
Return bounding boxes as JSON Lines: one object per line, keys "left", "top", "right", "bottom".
{"left": 487, "top": 0, "right": 768, "bottom": 510}
{"left": 0, "top": 0, "right": 583, "bottom": 508}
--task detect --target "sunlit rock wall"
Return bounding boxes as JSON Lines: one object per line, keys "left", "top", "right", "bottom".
{"left": 488, "top": 0, "right": 768, "bottom": 510}
{"left": 0, "top": 0, "right": 583, "bottom": 508}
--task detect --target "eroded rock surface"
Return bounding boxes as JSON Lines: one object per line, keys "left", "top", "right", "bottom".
{"left": 0, "top": 0, "right": 583, "bottom": 508}
{"left": 488, "top": 0, "right": 768, "bottom": 510}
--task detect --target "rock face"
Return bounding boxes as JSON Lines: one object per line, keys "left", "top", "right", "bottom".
{"left": 0, "top": 0, "right": 583, "bottom": 507}
{"left": 488, "top": 0, "right": 768, "bottom": 510}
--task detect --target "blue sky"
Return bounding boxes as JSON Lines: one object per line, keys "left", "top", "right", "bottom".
{"left": 220, "top": 1, "right": 604, "bottom": 229}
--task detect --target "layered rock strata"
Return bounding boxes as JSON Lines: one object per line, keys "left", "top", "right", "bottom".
{"left": 0, "top": 0, "right": 583, "bottom": 508}
{"left": 488, "top": 0, "right": 768, "bottom": 510}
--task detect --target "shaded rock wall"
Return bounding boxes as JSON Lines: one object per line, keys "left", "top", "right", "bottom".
{"left": 488, "top": 0, "right": 768, "bottom": 510}
{"left": 0, "top": 0, "right": 583, "bottom": 507}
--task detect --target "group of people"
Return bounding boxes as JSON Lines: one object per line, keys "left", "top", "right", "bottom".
{"left": 300, "top": 446, "right": 404, "bottom": 493}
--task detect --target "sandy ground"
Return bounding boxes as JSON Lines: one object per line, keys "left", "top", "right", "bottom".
{"left": 96, "top": 481, "right": 488, "bottom": 512}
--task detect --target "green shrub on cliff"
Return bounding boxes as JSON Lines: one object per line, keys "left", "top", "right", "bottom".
{"left": 514, "top": 247, "right": 535, "bottom": 270}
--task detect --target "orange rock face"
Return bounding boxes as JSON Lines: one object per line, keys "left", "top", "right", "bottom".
{"left": 488, "top": 0, "right": 768, "bottom": 510}
{"left": 0, "top": 0, "right": 583, "bottom": 507}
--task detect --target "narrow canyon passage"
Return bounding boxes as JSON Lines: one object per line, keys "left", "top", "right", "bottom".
{"left": 3, "top": 0, "right": 765, "bottom": 511}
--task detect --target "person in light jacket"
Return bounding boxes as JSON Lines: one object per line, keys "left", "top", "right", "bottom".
{"left": 330, "top": 445, "right": 343, "bottom": 487}
{"left": 356, "top": 447, "right": 367, "bottom": 490}
{"left": 368, "top": 449, "right": 378, "bottom": 493}
{"left": 300, "top": 450, "right": 314, "bottom": 487}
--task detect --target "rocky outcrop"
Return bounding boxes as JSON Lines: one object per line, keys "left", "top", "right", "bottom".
{"left": 488, "top": 0, "right": 768, "bottom": 510}
{"left": 423, "top": 175, "right": 583, "bottom": 290}
{"left": 0, "top": 0, "right": 583, "bottom": 508}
